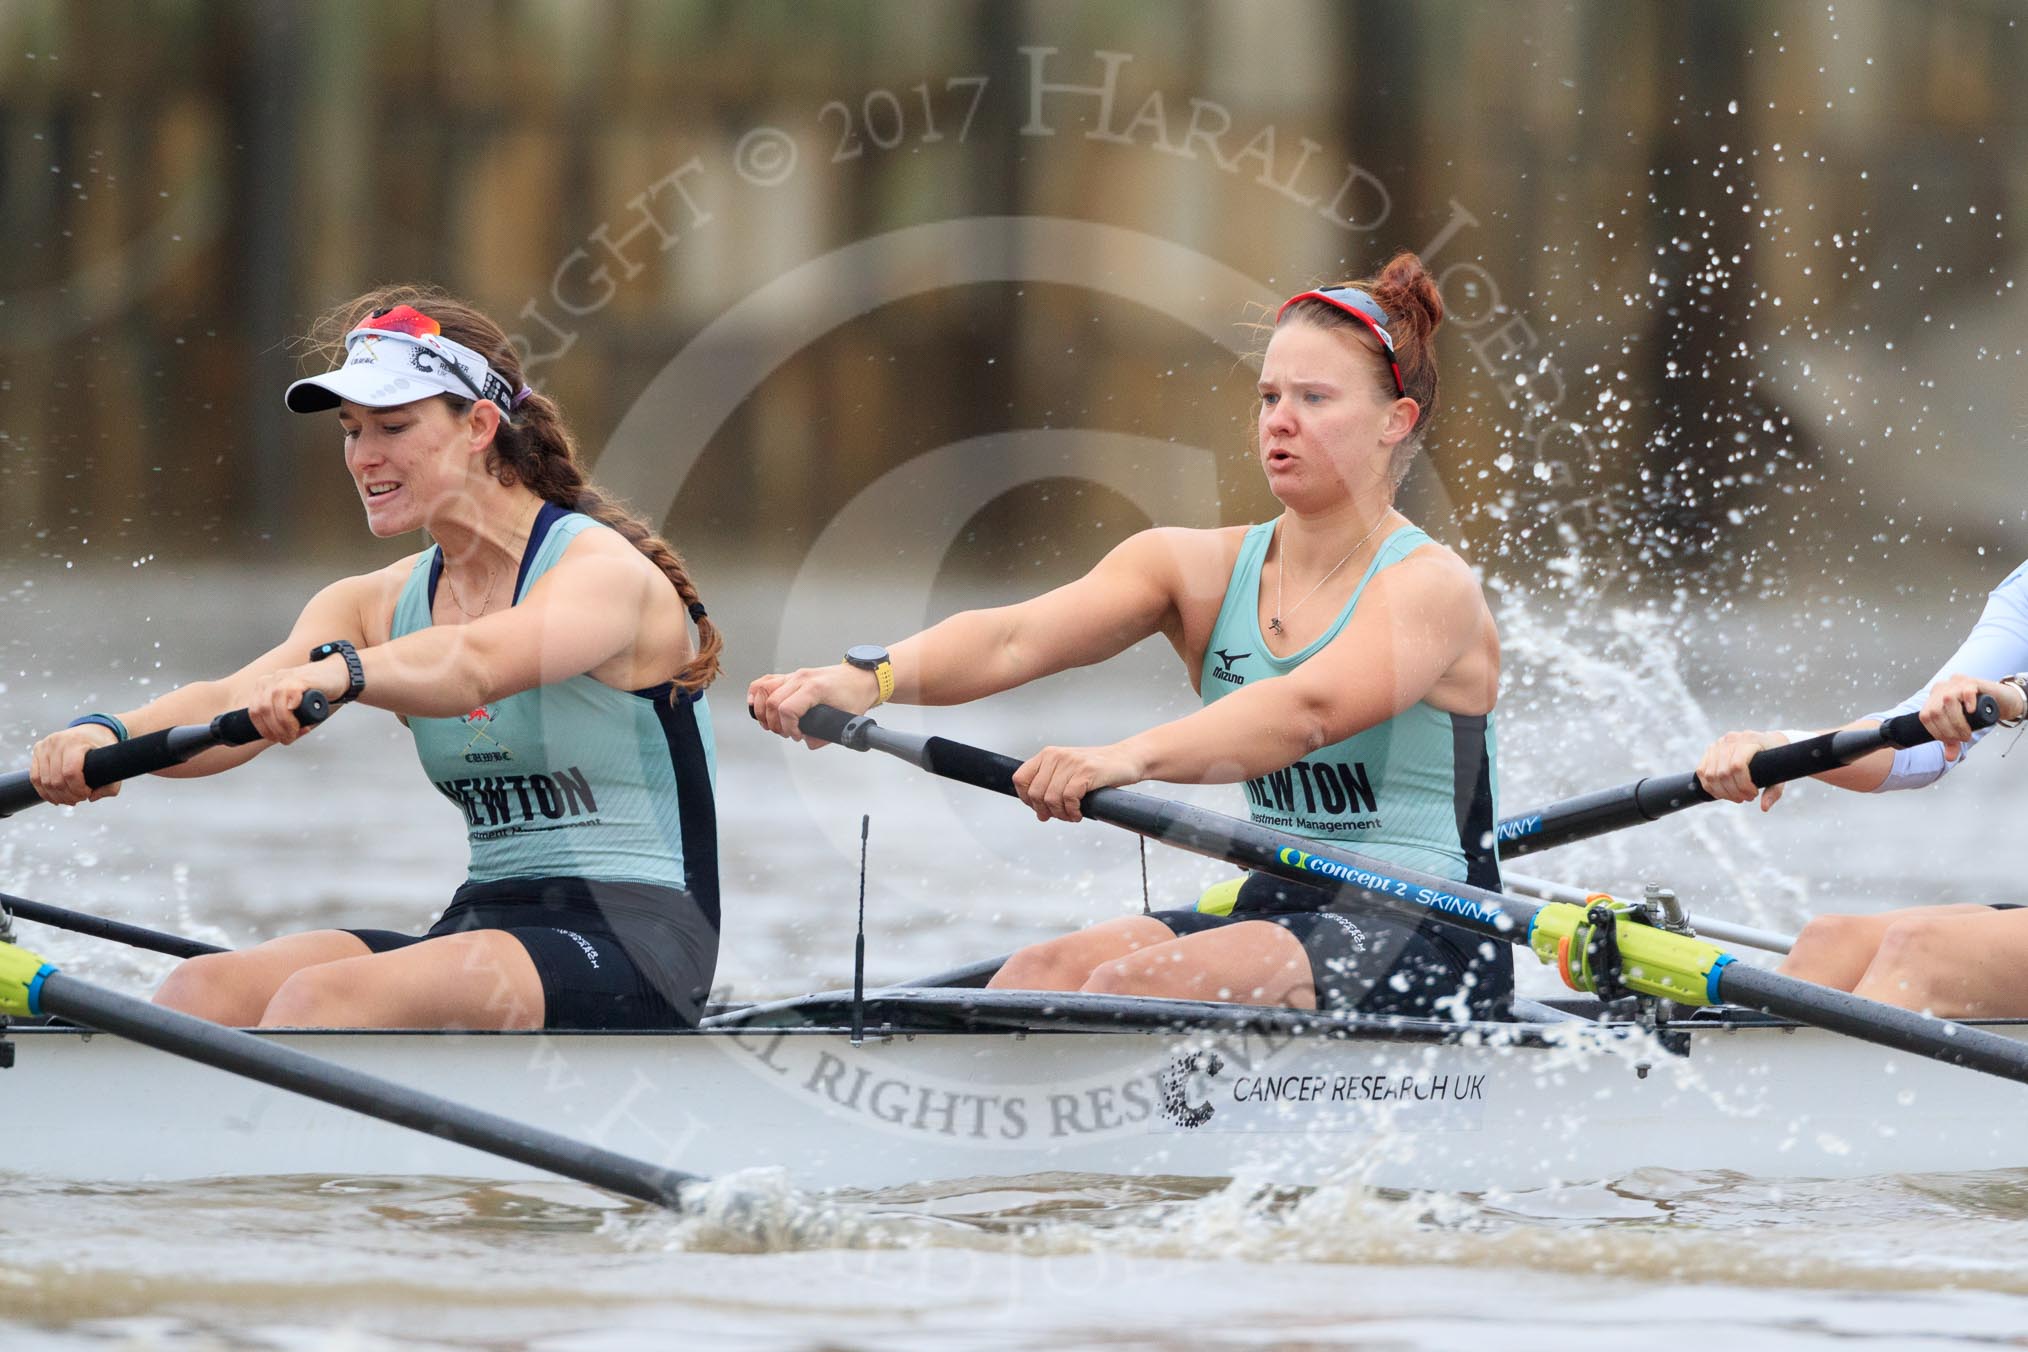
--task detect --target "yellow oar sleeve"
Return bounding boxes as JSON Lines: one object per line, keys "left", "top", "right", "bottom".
{"left": 0, "top": 942, "right": 56, "bottom": 1018}
{"left": 1528, "top": 902, "right": 1734, "bottom": 1007}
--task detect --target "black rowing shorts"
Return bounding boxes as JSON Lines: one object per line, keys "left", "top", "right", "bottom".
{"left": 1151, "top": 872, "right": 1513, "bottom": 1019}
{"left": 346, "top": 876, "right": 719, "bottom": 1030}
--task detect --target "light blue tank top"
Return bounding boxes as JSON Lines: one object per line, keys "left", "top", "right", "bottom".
{"left": 391, "top": 504, "right": 717, "bottom": 899}
{"left": 1198, "top": 520, "right": 1498, "bottom": 890}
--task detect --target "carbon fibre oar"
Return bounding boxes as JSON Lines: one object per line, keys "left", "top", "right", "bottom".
{"left": 0, "top": 892, "right": 223, "bottom": 960}
{"left": 0, "top": 693, "right": 332, "bottom": 819}
{"left": 1495, "top": 698, "right": 2000, "bottom": 859}
{"left": 0, "top": 941, "right": 699, "bottom": 1208}
{"left": 0, "top": 696, "right": 330, "bottom": 958}
{"left": 797, "top": 704, "right": 2028, "bottom": 1090}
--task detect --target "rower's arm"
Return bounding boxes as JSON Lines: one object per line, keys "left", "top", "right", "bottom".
{"left": 1792, "top": 723, "right": 1896, "bottom": 792}
{"left": 1120, "top": 549, "right": 1485, "bottom": 784}
{"left": 887, "top": 529, "right": 1185, "bottom": 705}
{"left": 1851, "top": 581, "right": 2028, "bottom": 791}
{"left": 123, "top": 573, "right": 380, "bottom": 778}
{"left": 310, "top": 530, "right": 664, "bottom": 719}
{"left": 746, "top": 528, "right": 1204, "bottom": 749}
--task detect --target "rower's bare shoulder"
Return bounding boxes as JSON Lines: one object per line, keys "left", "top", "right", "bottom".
{"left": 551, "top": 519, "right": 668, "bottom": 589}
{"left": 1361, "top": 539, "right": 1491, "bottom": 625}
{"left": 1115, "top": 525, "right": 1249, "bottom": 593}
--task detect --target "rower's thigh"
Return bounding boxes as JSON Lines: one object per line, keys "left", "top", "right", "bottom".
{"left": 153, "top": 929, "right": 371, "bottom": 1025}
{"left": 1781, "top": 904, "right": 1990, "bottom": 990}
{"left": 259, "top": 930, "right": 543, "bottom": 1030}
{"left": 1855, "top": 906, "right": 2028, "bottom": 1018}
{"left": 989, "top": 916, "right": 1182, "bottom": 991}
{"left": 1083, "top": 921, "right": 1316, "bottom": 1010}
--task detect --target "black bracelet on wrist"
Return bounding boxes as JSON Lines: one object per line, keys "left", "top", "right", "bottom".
{"left": 308, "top": 640, "right": 366, "bottom": 706}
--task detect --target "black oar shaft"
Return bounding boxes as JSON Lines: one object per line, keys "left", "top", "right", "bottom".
{"left": 0, "top": 694, "right": 330, "bottom": 819}
{"left": 1, "top": 892, "right": 223, "bottom": 960}
{"left": 799, "top": 705, "right": 2028, "bottom": 1091}
{"left": 34, "top": 971, "right": 697, "bottom": 1208}
{"left": 1498, "top": 699, "right": 1998, "bottom": 859}
{"left": 816, "top": 707, "right": 1534, "bottom": 946}
{"left": 1717, "top": 962, "right": 2028, "bottom": 1082}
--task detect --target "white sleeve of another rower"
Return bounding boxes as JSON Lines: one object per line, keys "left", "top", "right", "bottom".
{"left": 1861, "top": 561, "right": 2028, "bottom": 792}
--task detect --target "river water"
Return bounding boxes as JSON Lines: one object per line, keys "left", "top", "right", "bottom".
{"left": 3, "top": 560, "right": 2026, "bottom": 1348}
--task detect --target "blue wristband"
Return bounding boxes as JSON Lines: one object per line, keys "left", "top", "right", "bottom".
{"left": 66, "top": 713, "right": 129, "bottom": 742}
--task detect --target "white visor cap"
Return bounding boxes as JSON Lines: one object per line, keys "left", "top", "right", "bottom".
{"left": 285, "top": 322, "right": 516, "bottom": 416}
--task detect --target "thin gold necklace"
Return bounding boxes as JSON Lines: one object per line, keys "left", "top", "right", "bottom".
{"left": 1270, "top": 513, "right": 1390, "bottom": 636}
{"left": 443, "top": 499, "right": 540, "bottom": 619}
{"left": 443, "top": 564, "right": 504, "bottom": 619}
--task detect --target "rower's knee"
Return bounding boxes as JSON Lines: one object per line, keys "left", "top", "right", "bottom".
{"left": 1862, "top": 915, "right": 1952, "bottom": 1007}
{"left": 1791, "top": 912, "right": 1863, "bottom": 955}
{"left": 153, "top": 953, "right": 267, "bottom": 1026}
{"left": 1081, "top": 954, "right": 1193, "bottom": 1000}
{"left": 1079, "top": 958, "right": 1149, "bottom": 997}
{"left": 1781, "top": 912, "right": 1874, "bottom": 985}
{"left": 993, "top": 938, "right": 1104, "bottom": 992}
{"left": 259, "top": 963, "right": 355, "bottom": 1028}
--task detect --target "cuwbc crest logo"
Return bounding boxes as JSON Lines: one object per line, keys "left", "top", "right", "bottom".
{"left": 462, "top": 705, "right": 513, "bottom": 763}
{"left": 1158, "top": 1050, "right": 1222, "bottom": 1129}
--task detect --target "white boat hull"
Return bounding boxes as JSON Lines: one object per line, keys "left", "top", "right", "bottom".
{"left": 9, "top": 1010, "right": 2025, "bottom": 1193}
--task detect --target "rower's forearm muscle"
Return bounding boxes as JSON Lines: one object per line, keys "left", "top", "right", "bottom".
{"left": 1798, "top": 721, "right": 1894, "bottom": 793}
{"left": 110, "top": 679, "right": 264, "bottom": 779}
{"left": 888, "top": 530, "right": 1177, "bottom": 706}
{"left": 113, "top": 679, "right": 230, "bottom": 735}
{"left": 892, "top": 602, "right": 1147, "bottom": 706}
{"left": 1123, "top": 680, "right": 1359, "bottom": 785}
{"left": 353, "top": 627, "right": 501, "bottom": 719}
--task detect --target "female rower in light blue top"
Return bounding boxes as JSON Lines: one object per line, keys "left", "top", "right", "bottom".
{"left": 29, "top": 287, "right": 722, "bottom": 1030}
{"left": 1697, "top": 562, "right": 2028, "bottom": 1016}
{"left": 750, "top": 251, "right": 1508, "bottom": 1018}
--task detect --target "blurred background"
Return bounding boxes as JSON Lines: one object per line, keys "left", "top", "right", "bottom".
{"left": 2, "top": 0, "right": 2021, "bottom": 591}
{"left": 7, "top": 8, "right": 2028, "bottom": 1343}
{"left": 3, "top": 0, "right": 2028, "bottom": 977}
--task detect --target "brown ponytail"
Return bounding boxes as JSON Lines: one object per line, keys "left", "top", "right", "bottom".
{"left": 304, "top": 284, "right": 723, "bottom": 696}
{"left": 1277, "top": 249, "right": 1445, "bottom": 485}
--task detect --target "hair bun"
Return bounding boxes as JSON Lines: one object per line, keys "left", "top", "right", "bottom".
{"left": 1367, "top": 250, "right": 1443, "bottom": 334}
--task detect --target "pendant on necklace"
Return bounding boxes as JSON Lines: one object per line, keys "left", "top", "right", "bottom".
{"left": 1267, "top": 617, "right": 1283, "bottom": 634}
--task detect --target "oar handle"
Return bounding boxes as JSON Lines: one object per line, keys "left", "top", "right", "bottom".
{"left": 800, "top": 704, "right": 1023, "bottom": 788}
{"left": 0, "top": 693, "right": 331, "bottom": 819}
{"left": 1497, "top": 695, "right": 1999, "bottom": 858}
{"left": 1743, "top": 697, "right": 1997, "bottom": 787}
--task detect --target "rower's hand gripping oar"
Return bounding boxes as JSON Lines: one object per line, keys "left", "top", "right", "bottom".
{"left": 1496, "top": 697, "right": 2000, "bottom": 859}
{"left": 0, "top": 693, "right": 331, "bottom": 820}
{"left": 0, "top": 939, "right": 700, "bottom": 1208}
{"left": 797, "top": 704, "right": 2028, "bottom": 1091}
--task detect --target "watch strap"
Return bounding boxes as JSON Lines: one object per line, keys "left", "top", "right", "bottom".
{"left": 844, "top": 649, "right": 895, "bottom": 705}
{"left": 309, "top": 639, "right": 367, "bottom": 706}
{"left": 2000, "top": 674, "right": 2028, "bottom": 728}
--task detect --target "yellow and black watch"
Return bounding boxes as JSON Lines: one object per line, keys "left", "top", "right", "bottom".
{"left": 843, "top": 644, "right": 894, "bottom": 706}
